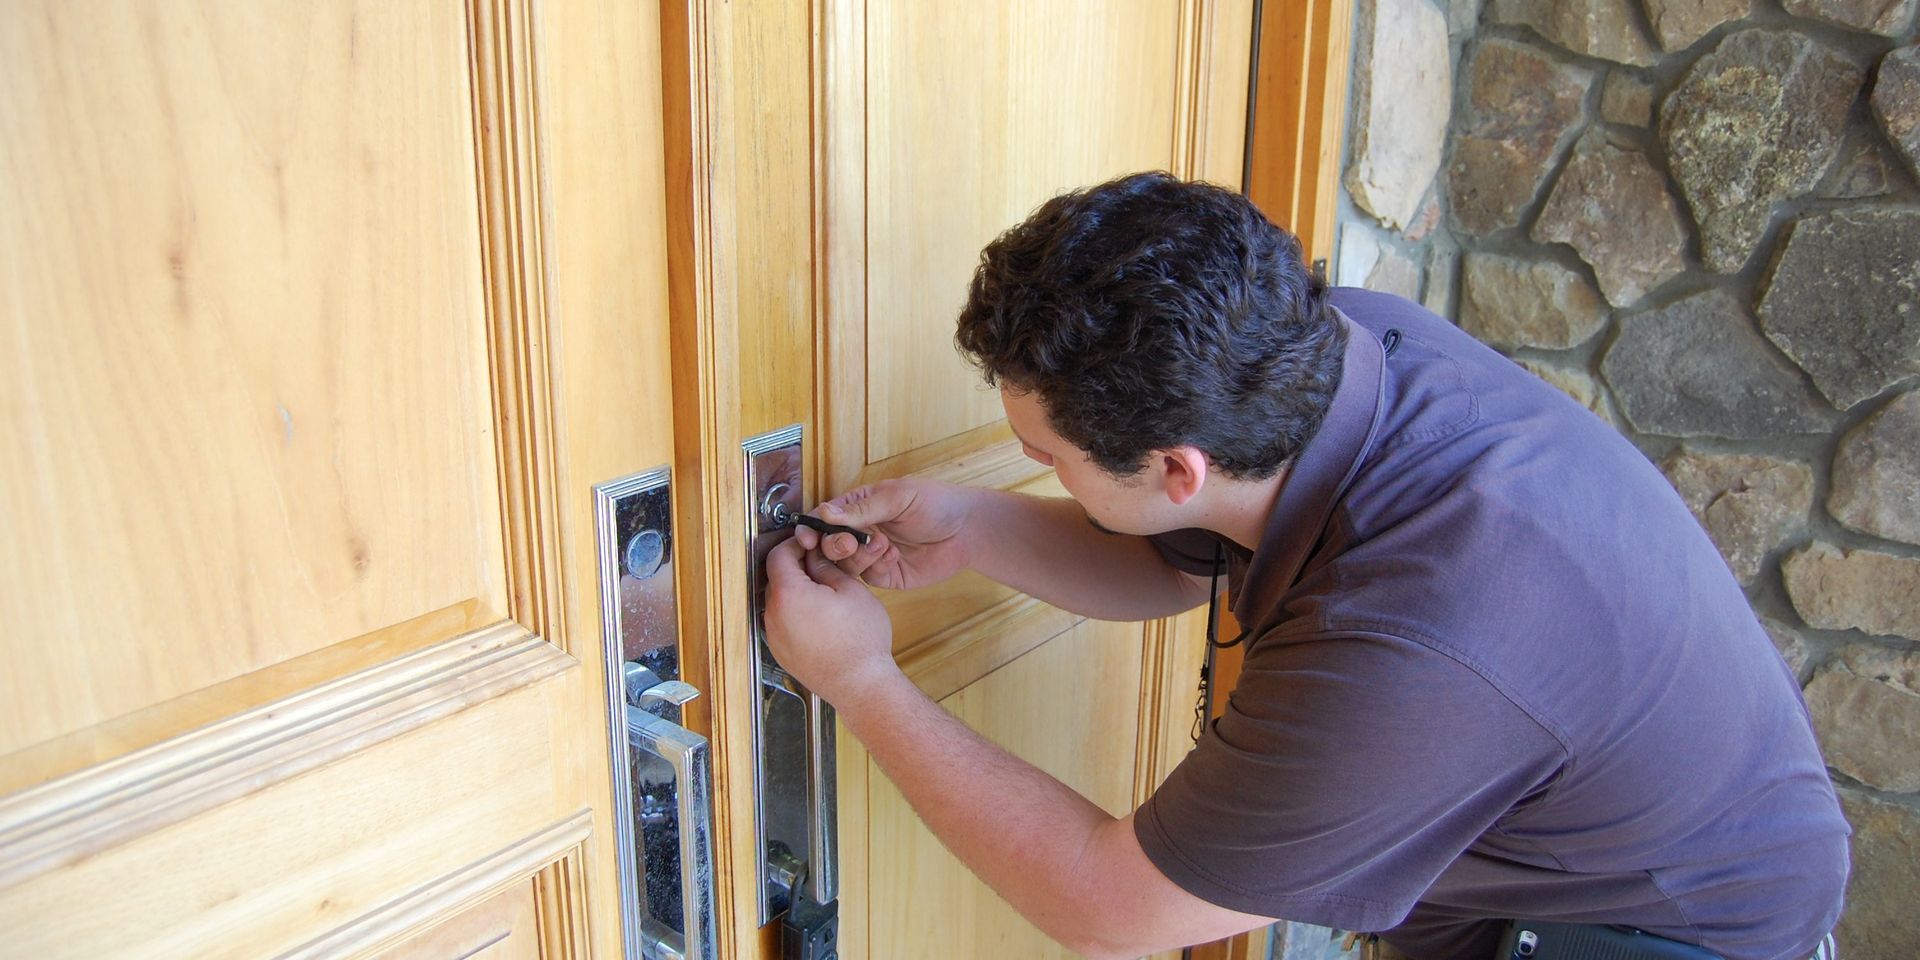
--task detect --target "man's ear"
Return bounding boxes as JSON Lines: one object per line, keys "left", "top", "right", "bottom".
{"left": 1159, "top": 446, "right": 1210, "bottom": 506}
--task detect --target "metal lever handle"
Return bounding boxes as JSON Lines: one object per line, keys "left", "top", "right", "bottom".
{"left": 624, "top": 699, "right": 716, "bottom": 960}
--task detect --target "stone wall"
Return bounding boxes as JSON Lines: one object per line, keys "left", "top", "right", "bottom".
{"left": 1325, "top": 0, "right": 1920, "bottom": 956}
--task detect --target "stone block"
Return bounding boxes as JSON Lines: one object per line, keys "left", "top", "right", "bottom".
{"left": 1405, "top": 191, "right": 1443, "bottom": 243}
{"left": 1600, "top": 71, "right": 1655, "bottom": 126}
{"left": 1346, "top": 0, "right": 1454, "bottom": 231}
{"left": 1448, "top": 39, "right": 1592, "bottom": 236}
{"left": 1660, "top": 450, "right": 1814, "bottom": 585}
{"left": 1840, "top": 643, "right": 1920, "bottom": 694}
{"left": 1807, "top": 659, "right": 1920, "bottom": 792}
{"left": 1830, "top": 391, "right": 1920, "bottom": 546}
{"left": 1601, "top": 289, "right": 1837, "bottom": 438}
{"left": 1757, "top": 208, "right": 1920, "bottom": 410}
{"left": 1488, "top": 0, "right": 1658, "bottom": 64}
{"left": 1459, "top": 253, "right": 1608, "bottom": 349}
{"left": 1643, "top": 0, "right": 1754, "bottom": 51}
{"left": 1784, "top": 543, "right": 1920, "bottom": 640}
{"left": 1823, "top": 135, "right": 1896, "bottom": 200}
{"left": 1423, "top": 248, "right": 1459, "bottom": 318}
{"left": 1661, "top": 30, "right": 1863, "bottom": 272}
{"left": 1517, "top": 359, "right": 1615, "bottom": 420}
{"left": 1783, "top": 0, "right": 1917, "bottom": 37}
{"left": 1836, "top": 788, "right": 1920, "bottom": 960}
{"left": 1367, "top": 245, "right": 1423, "bottom": 300}
{"left": 1872, "top": 45, "right": 1920, "bottom": 182}
{"left": 1533, "top": 131, "right": 1690, "bottom": 307}
{"left": 1336, "top": 222, "right": 1383, "bottom": 288}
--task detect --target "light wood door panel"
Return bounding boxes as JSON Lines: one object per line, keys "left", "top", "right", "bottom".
{"left": 863, "top": 0, "right": 1189, "bottom": 460}
{"left": 375, "top": 879, "right": 541, "bottom": 960}
{"left": 0, "top": 0, "right": 504, "bottom": 757}
{"left": 0, "top": 680, "right": 559, "bottom": 958}
{"left": 868, "top": 618, "right": 1146, "bottom": 958}
{"left": 2, "top": 0, "right": 678, "bottom": 956}
{"left": 816, "top": 2, "right": 1254, "bottom": 956}
{"left": 843, "top": 0, "right": 1255, "bottom": 482}
{"left": 661, "top": 0, "right": 1259, "bottom": 954}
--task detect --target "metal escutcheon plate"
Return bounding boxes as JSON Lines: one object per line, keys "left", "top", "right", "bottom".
{"left": 744, "top": 425, "right": 839, "bottom": 925}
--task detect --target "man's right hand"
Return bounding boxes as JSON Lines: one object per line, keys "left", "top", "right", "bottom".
{"left": 794, "top": 478, "right": 977, "bottom": 591}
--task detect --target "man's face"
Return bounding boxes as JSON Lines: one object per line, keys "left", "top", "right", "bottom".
{"left": 1001, "top": 387, "right": 1172, "bottom": 537}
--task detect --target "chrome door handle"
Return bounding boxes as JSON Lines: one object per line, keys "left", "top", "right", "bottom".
{"left": 744, "top": 425, "right": 840, "bottom": 927}
{"left": 623, "top": 691, "right": 716, "bottom": 960}
{"left": 594, "top": 469, "right": 717, "bottom": 960}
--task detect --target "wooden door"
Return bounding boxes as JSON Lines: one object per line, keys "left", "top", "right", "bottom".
{"left": 826, "top": 5, "right": 1256, "bottom": 956}
{"left": 0, "top": 1, "right": 678, "bottom": 956}
{"left": 658, "top": 2, "right": 1260, "bottom": 956}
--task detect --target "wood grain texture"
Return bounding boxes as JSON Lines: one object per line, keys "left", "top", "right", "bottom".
{"left": 866, "top": 618, "right": 1146, "bottom": 958}
{"left": 471, "top": 0, "right": 567, "bottom": 649}
{"left": 532, "top": 0, "right": 680, "bottom": 948}
{"left": 1247, "top": 0, "right": 1354, "bottom": 263}
{"left": 0, "top": 679, "right": 566, "bottom": 959}
{"left": 2, "top": 0, "right": 670, "bottom": 955}
{"left": 660, "top": 0, "right": 818, "bottom": 952}
{"left": 808, "top": 5, "right": 1257, "bottom": 952}
{"left": 0, "top": 618, "right": 571, "bottom": 891}
{"left": 816, "top": 0, "right": 1251, "bottom": 501}
{"left": 529, "top": 835, "right": 594, "bottom": 960}
{"left": 1198, "top": 0, "right": 1258, "bottom": 188}
{"left": 877, "top": 463, "right": 1064, "bottom": 653}
{"left": 296, "top": 811, "right": 588, "bottom": 960}
{"left": 895, "top": 594, "right": 1081, "bottom": 703}
{"left": 0, "top": 0, "right": 507, "bottom": 756}
{"left": 0, "top": 599, "right": 497, "bottom": 795}
{"left": 370, "top": 879, "right": 539, "bottom": 960}
{"left": 861, "top": 0, "right": 1190, "bottom": 462}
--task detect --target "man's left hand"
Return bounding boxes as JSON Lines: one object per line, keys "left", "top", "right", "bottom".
{"left": 763, "top": 536, "right": 900, "bottom": 705}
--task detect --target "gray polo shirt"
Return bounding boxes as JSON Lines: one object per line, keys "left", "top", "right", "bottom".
{"left": 1138, "top": 288, "right": 1849, "bottom": 960}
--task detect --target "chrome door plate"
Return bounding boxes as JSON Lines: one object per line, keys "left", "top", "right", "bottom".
{"left": 594, "top": 468, "right": 716, "bottom": 960}
{"left": 744, "top": 425, "right": 839, "bottom": 924}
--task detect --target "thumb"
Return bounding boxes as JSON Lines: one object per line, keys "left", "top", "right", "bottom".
{"left": 819, "top": 482, "right": 902, "bottom": 527}
{"left": 802, "top": 547, "right": 860, "bottom": 591}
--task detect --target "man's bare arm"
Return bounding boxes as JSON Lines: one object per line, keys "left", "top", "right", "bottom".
{"left": 838, "top": 659, "right": 1278, "bottom": 958}
{"left": 960, "top": 487, "right": 1215, "bottom": 620}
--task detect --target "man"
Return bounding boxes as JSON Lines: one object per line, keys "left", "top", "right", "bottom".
{"left": 761, "top": 172, "right": 1849, "bottom": 960}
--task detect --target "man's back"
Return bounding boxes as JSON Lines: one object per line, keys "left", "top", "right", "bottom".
{"left": 1139, "top": 288, "right": 1849, "bottom": 960}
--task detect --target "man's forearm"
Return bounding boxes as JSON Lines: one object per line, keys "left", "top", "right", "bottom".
{"left": 837, "top": 664, "right": 1118, "bottom": 954}
{"left": 963, "top": 488, "right": 1208, "bottom": 620}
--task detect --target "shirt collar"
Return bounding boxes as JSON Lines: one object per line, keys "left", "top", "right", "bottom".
{"left": 1232, "top": 307, "right": 1386, "bottom": 627}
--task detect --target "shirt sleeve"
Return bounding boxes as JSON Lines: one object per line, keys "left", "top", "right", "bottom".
{"left": 1134, "top": 630, "right": 1566, "bottom": 932}
{"left": 1147, "top": 527, "right": 1227, "bottom": 576}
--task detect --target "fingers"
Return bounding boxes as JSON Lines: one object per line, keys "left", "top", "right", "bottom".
{"left": 829, "top": 531, "right": 892, "bottom": 578}
{"left": 793, "top": 524, "right": 820, "bottom": 551}
{"left": 818, "top": 481, "right": 903, "bottom": 529}
{"left": 765, "top": 537, "right": 809, "bottom": 587}
{"left": 822, "top": 530, "right": 861, "bottom": 561}
{"left": 802, "top": 547, "right": 859, "bottom": 590}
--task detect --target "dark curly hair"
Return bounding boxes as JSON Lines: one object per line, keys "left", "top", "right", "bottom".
{"left": 954, "top": 171, "right": 1345, "bottom": 480}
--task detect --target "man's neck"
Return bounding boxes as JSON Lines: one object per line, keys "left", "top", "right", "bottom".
{"left": 1194, "top": 469, "right": 1288, "bottom": 555}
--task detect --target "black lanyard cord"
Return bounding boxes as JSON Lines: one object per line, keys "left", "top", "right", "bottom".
{"left": 1192, "top": 541, "right": 1244, "bottom": 742}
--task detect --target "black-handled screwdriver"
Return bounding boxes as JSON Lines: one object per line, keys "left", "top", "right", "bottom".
{"left": 791, "top": 512, "right": 872, "bottom": 546}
